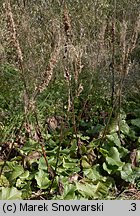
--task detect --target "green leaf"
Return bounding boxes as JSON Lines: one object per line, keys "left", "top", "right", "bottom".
{"left": 0, "top": 175, "right": 10, "bottom": 187}
{"left": 103, "top": 162, "right": 112, "bottom": 174}
{"left": 81, "top": 145, "right": 87, "bottom": 154}
{"left": 131, "top": 118, "right": 140, "bottom": 128}
{"left": 106, "top": 157, "right": 124, "bottom": 168}
{"left": 76, "top": 182, "right": 95, "bottom": 197}
{"left": 118, "top": 146, "right": 129, "bottom": 158}
{"left": 22, "top": 138, "right": 39, "bottom": 153}
{"left": 120, "top": 120, "right": 130, "bottom": 135}
{"left": 76, "top": 181, "right": 109, "bottom": 198}
{"left": 121, "top": 163, "right": 133, "bottom": 182}
{"left": 108, "top": 147, "right": 121, "bottom": 161}
{"left": 63, "top": 184, "right": 76, "bottom": 200}
{"left": 16, "top": 179, "right": 25, "bottom": 188}
{"left": 137, "top": 150, "right": 140, "bottom": 161}
{"left": 108, "top": 119, "right": 119, "bottom": 133}
{"left": 80, "top": 136, "right": 90, "bottom": 141}
{"left": 94, "top": 181, "right": 109, "bottom": 197}
{"left": 38, "top": 157, "right": 48, "bottom": 170}
{"left": 100, "top": 148, "right": 109, "bottom": 157}
{"left": 20, "top": 170, "right": 30, "bottom": 180}
{"left": 121, "top": 164, "right": 140, "bottom": 183}
{"left": 106, "top": 147, "right": 124, "bottom": 168}
{"left": 83, "top": 166, "right": 105, "bottom": 181}
{"left": 10, "top": 165, "right": 24, "bottom": 181}
{"left": 138, "top": 137, "right": 140, "bottom": 143}
{"left": 63, "top": 157, "right": 79, "bottom": 171}
{"left": 21, "top": 183, "right": 32, "bottom": 199}
{"left": 81, "top": 156, "right": 91, "bottom": 168}
{"left": 0, "top": 187, "right": 22, "bottom": 200}
{"left": 35, "top": 169, "right": 50, "bottom": 189}
{"left": 106, "top": 133, "right": 121, "bottom": 147}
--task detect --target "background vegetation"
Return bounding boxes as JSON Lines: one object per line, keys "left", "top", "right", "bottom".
{"left": 0, "top": 0, "right": 140, "bottom": 200}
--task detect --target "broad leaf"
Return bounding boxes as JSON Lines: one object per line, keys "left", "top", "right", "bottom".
{"left": 121, "top": 164, "right": 140, "bottom": 183}
{"left": 94, "top": 181, "right": 110, "bottom": 197}
{"left": 118, "top": 146, "right": 129, "bottom": 158}
{"left": 103, "top": 162, "right": 112, "bottom": 174}
{"left": 63, "top": 184, "right": 76, "bottom": 200}
{"left": 76, "top": 182, "right": 96, "bottom": 197}
{"left": 120, "top": 120, "right": 130, "bottom": 135}
{"left": 131, "top": 118, "right": 140, "bottom": 128}
{"left": 83, "top": 166, "right": 105, "bottom": 181}
{"left": 20, "top": 170, "right": 30, "bottom": 180}
{"left": 76, "top": 181, "right": 109, "bottom": 198}
{"left": 81, "top": 156, "right": 91, "bottom": 168}
{"left": 106, "top": 133, "right": 121, "bottom": 147}
{"left": 0, "top": 187, "right": 22, "bottom": 200}
{"left": 10, "top": 165, "right": 24, "bottom": 181}
{"left": 108, "top": 119, "right": 119, "bottom": 133}
{"left": 121, "top": 163, "right": 133, "bottom": 182}
{"left": 63, "top": 157, "right": 79, "bottom": 171}
{"left": 38, "top": 157, "right": 48, "bottom": 170}
{"left": 0, "top": 175, "right": 9, "bottom": 187}
{"left": 106, "top": 147, "right": 124, "bottom": 168}
{"left": 35, "top": 170, "right": 50, "bottom": 189}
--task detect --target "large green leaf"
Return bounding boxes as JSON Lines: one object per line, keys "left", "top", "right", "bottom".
{"left": 131, "top": 118, "right": 140, "bottom": 128}
{"left": 121, "top": 163, "right": 133, "bottom": 182}
{"left": 106, "top": 133, "right": 121, "bottom": 147}
{"left": 76, "top": 182, "right": 96, "bottom": 198}
{"left": 35, "top": 169, "right": 50, "bottom": 189}
{"left": 83, "top": 166, "right": 105, "bottom": 182}
{"left": 63, "top": 184, "right": 76, "bottom": 200}
{"left": 103, "top": 162, "right": 112, "bottom": 174}
{"left": 38, "top": 157, "right": 48, "bottom": 171}
{"left": 81, "top": 156, "right": 91, "bottom": 168}
{"left": 106, "top": 147, "right": 124, "bottom": 168}
{"left": 121, "top": 164, "right": 140, "bottom": 183}
{"left": 21, "top": 139, "right": 39, "bottom": 153}
{"left": 108, "top": 146, "right": 122, "bottom": 161}
{"left": 0, "top": 187, "right": 22, "bottom": 200}
{"left": 118, "top": 146, "right": 129, "bottom": 158}
{"left": 108, "top": 119, "right": 119, "bottom": 133}
{"left": 106, "top": 157, "right": 124, "bottom": 168}
{"left": 76, "top": 181, "right": 109, "bottom": 198}
{"left": 10, "top": 165, "right": 24, "bottom": 181}
{"left": 63, "top": 157, "right": 79, "bottom": 171}
{"left": 19, "top": 170, "right": 30, "bottom": 180}
{"left": 38, "top": 156, "right": 56, "bottom": 170}
{"left": 120, "top": 120, "right": 130, "bottom": 135}
{"left": 94, "top": 181, "right": 110, "bottom": 197}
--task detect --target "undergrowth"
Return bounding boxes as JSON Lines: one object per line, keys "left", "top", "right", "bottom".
{"left": 0, "top": 0, "right": 140, "bottom": 200}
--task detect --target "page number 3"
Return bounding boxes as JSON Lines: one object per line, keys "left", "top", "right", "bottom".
{"left": 129, "top": 203, "right": 136, "bottom": 211}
